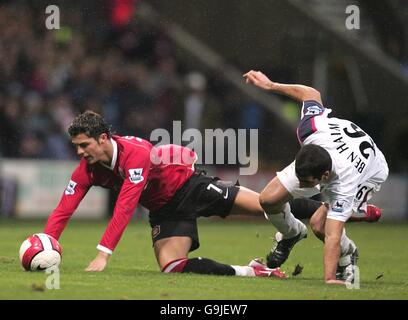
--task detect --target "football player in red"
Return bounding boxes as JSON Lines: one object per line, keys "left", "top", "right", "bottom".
{"left": 44, "top": 110, "right": 290, "bottom": 278}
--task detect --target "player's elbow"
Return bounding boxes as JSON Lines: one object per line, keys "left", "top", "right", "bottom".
{"left": 303, "top": 87, "right": 322, "bottom": 104}
{"left": 310, "top": 214, "right": 325, "bottom": 238}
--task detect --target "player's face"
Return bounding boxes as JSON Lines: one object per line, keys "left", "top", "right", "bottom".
{"left": 297, "top": 176, "right": 320, "bottom": 188}
{"left": 71, "top": 133, "right": 106, "bottom": 164}
{"left": 297, "top": 170, "right": 330, "bottom": 188}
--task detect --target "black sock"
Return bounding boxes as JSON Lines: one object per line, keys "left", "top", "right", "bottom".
{"left": 289, "top": 198, "right": 323, "bottom": 219}
{"left": 182, "top": 257, "right": 235, "bottom": 276}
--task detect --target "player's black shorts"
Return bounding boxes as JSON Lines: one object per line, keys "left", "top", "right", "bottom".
{"left": 149, "top": 170, "right": 240, "bottom": 252}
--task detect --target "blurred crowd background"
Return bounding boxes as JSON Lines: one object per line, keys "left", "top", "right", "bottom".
{"left": 0, "top": 0, "right": 407, "bottom": 172}
{"left": 0, "top": 0, "right": 190, "bottom": 160}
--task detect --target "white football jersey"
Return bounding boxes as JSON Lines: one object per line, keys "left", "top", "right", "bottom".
{"left": 296, "top": 100, "right": 388, "bottom": 220}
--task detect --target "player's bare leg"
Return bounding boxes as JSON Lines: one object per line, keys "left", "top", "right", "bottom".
{"left": 260, "top": 177, "right": 307, "bottom": 238}
{"left": 154, "top": 236, "right": 286, "bottom": 278}
{"left": 231, "top": 186, "right": 324, "bottom": 218}
{"left": 229, "top": 186, "right": 264, "bottom": 216}
{"left": 154, "top": 236, "right": 192, "bottom": 270}
{"left": 155, "top": 236, "right": 234, "bottom": 275}
{"left": 259, "top": 177, "right": 293, "bottom": 214}
{"left": 260, "top": 176, "right": 306, "bottom": 232}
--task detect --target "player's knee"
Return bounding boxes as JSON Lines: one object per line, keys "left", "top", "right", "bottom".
{"left": 310, "top": 222, "right": 325, "bottom": 240}
{"left": 259, "top": 192, "right": 284, "bottom": 214}
{"left": 161, "top": 257, "right": 235, "bottom": 276}
{"left": 161, "top": 258, "right": 189, "bottom": 273}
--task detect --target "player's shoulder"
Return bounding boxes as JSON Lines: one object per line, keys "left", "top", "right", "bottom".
{"left": 302, "top": 100, "right": 324, "bottom": 115}
{"left": 114, "top": 135, "right": 153, "bottom": 163}
{"left": 115, "top": 135, "right": 152, "bottom": 152}
{"left": 301, "top": 100, "right": 332, "bottom": 119}
{"left": 297, "top": 100, "right": 333, "bottom": 143}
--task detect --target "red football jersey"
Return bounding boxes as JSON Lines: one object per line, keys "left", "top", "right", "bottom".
{"left": 44, "top": 135, "right": 197, "bottom": 254}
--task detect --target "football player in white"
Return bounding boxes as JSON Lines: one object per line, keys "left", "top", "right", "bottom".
{"left": 244, "top": 70, "right": 389, "bottom": 284}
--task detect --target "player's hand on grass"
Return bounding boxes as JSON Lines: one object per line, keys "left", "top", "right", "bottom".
{"left": 85, "top": 251, "right": 110, "bottom": 272}
{"left": 243, "top": 70, "right": 274, "bottom": 90}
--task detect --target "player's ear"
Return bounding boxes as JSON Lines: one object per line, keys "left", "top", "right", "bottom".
{"left": 98, "top": 133, "right": 109, "bottom": 144}
{"left": 322, "top": 170, "right": 330, "bottom": 180}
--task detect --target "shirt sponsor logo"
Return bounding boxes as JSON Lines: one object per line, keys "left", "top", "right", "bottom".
{"left": 65, "top": 180, "right": 77, "bottom": 195}
{"left": 128, "top": 168, "right": 144, "bottom": 184}
{"left": 305, "top": 105, "right": 322, "bottom": 116}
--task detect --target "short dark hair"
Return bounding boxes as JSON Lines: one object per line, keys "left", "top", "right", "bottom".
{"left": 295, "top": 144, "right": 332, "bottom": 179}
{"left": 68, "top": 110, "right": 112, "bottom": 140}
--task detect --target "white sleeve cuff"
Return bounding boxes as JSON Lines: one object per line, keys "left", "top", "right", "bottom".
{"left": 97, "top": 244, "right": 113, "bottom": 255}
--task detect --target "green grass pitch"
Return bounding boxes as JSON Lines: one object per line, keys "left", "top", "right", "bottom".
{"left": 1, "top": 218, "right": 408, "bottom": 300}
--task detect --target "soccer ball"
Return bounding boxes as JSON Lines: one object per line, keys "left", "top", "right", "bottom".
{"left": 19, "top": 233, "right": 62, "bottom": 271}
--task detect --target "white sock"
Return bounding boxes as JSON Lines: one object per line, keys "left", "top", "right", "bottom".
{"left": 266, "top": 203, "right": 304, "bottom": 239}
{"left": 231, "top": 265, "right": 255, "bottom": 277}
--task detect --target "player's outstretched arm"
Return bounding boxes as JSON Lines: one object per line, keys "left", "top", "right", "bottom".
{"left": 243, "top": 70, "right": 322, "bottom": 104}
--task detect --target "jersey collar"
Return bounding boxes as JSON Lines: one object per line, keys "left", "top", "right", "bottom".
{"left": 100, "top": 138, "right": 118, "bottom": 171}
{"left": 109, "top": 138, "right": 118, "bottom": 170}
